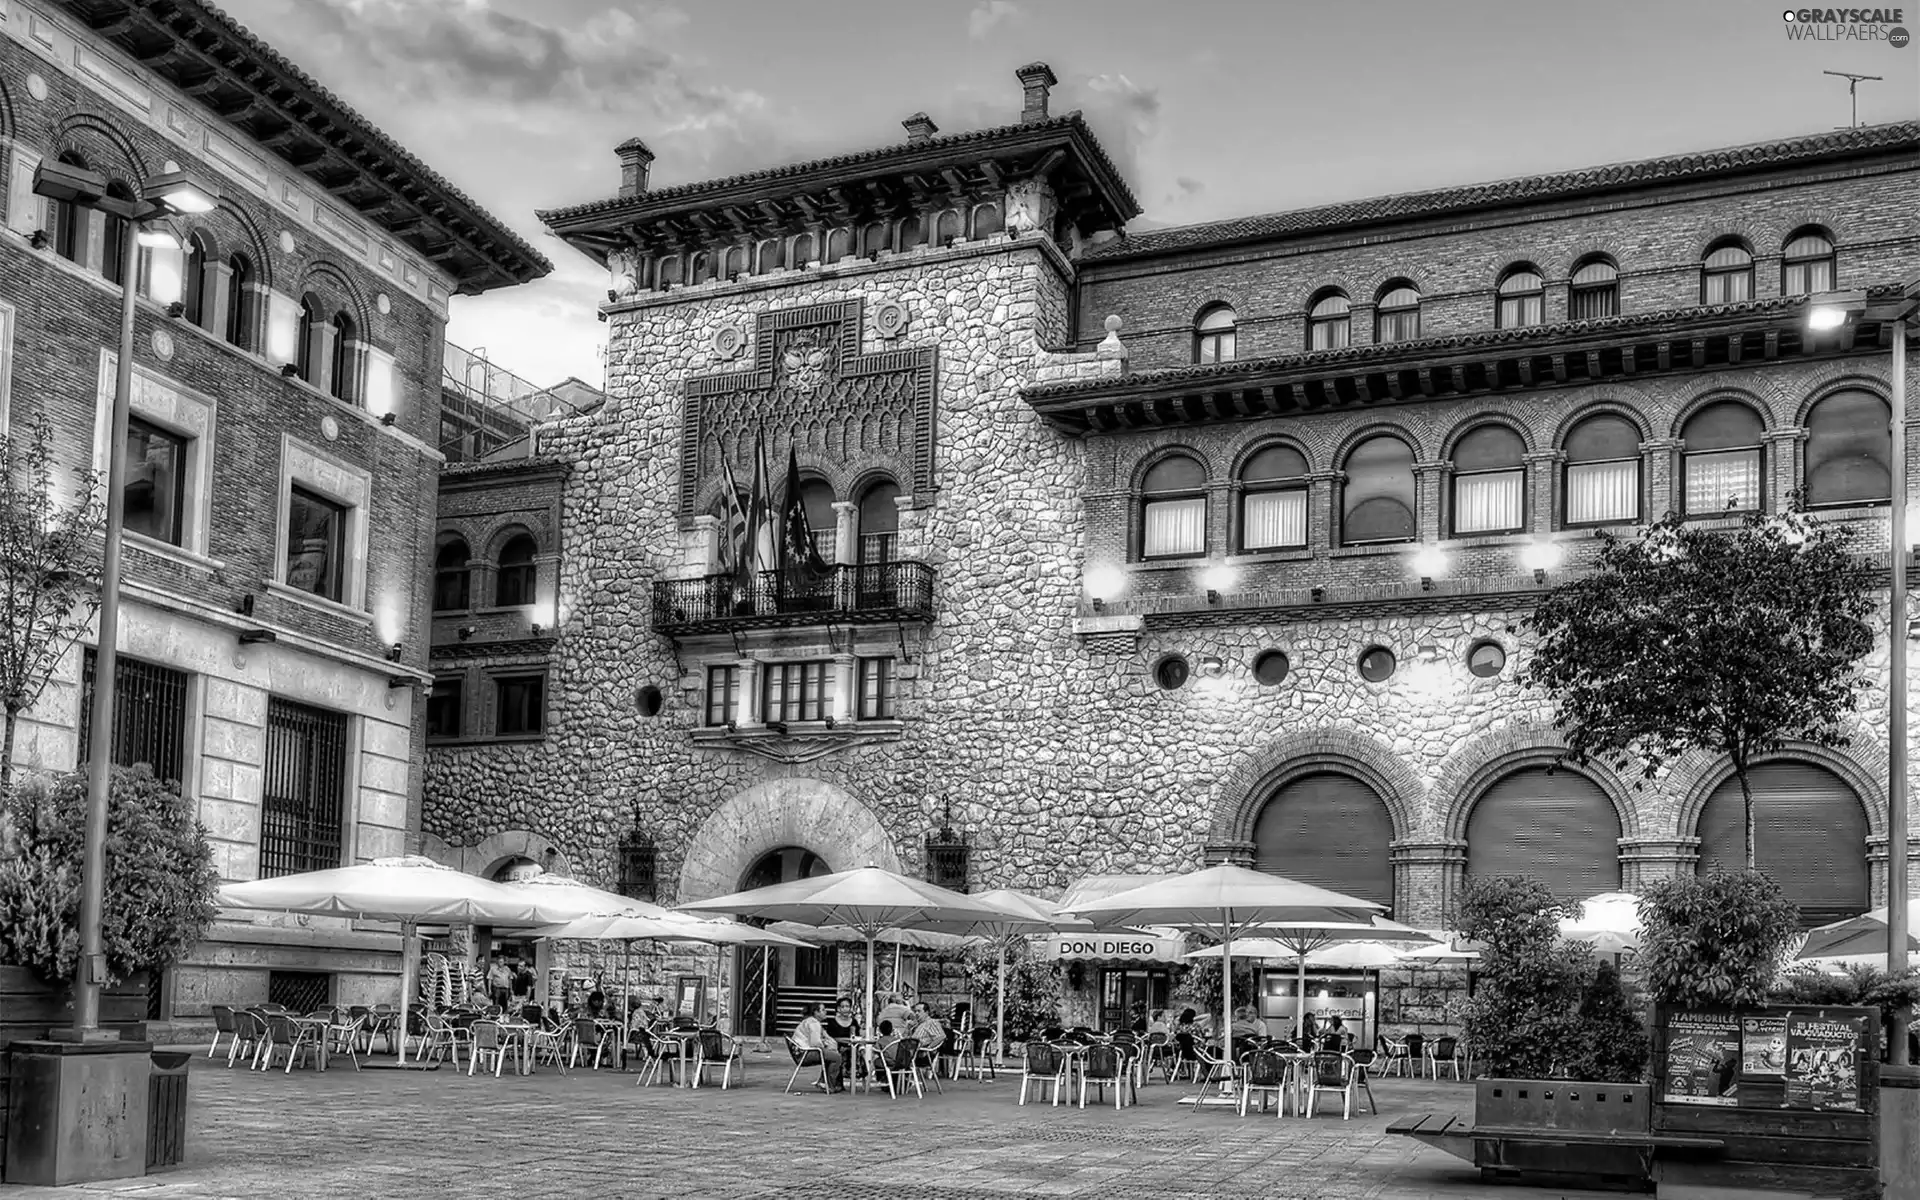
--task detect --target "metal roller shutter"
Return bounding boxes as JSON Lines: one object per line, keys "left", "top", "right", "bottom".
{"left": 1252, "top": 772, "right": 1394, "bottom": 910}
{"left": 1466, "top": 767, "right": 1622, "bottom": 899}
{"left": 1696, "top": 762, "right": 1868, "bottom": 927}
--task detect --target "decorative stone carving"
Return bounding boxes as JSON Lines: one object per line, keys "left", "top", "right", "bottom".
{"left": 608, "top": 250, "right": 641, "bottom": 298}
{"left": 711, "top": 323, "right": 745, "bottom": 361}
{"left": 874, "top": 301, "right": 909, "bottom": 339}
{"left": 689, "top": 724, "right": 905, "bottom": 765}
{"left": 1005, "top": 176, "right": 1056, "bottom": 238}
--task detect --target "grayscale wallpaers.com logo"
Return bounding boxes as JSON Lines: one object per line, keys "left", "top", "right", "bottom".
{"left": 1783, "top": 7, "right": 1911, "bottom": 45}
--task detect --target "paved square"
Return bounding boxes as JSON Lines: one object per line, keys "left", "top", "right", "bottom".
{"left": 25, "top": 1048, "right": 1630, "bottom": 1200}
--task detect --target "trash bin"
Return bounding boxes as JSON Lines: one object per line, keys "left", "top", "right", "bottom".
{"left": 146, "top": 1052, "right": 189, "bottom": 1171}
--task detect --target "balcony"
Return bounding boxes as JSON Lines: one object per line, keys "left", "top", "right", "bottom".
{"left": 651, "top": 562, "right": 935, "bottom": 635}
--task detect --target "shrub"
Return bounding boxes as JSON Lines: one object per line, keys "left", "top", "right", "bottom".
{"left": 1564, "top": 961, "right": 1651, "bottom": 1083}
{"left": 1171, "top": 935, "right": 1260, "bottom": 1022}
{"left": 1638, "top": 872, "right": 1800, "bottom": 1009}
{"left": 1458, "top": 876, "right": 1594, "bottom": 1079}
{"left": 0, "top": 766, "right": 218, "bottom": 984}
{"left": 960, "top": 938, "right": 1063, "bottom": 1041}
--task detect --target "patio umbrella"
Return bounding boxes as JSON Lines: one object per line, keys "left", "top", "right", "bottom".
{"left": 677, "top": 865, "right": 1013, "bottom": 1035}
{"left": 1058, "top": 864, "right": 1386, "bottom": 1090}
{"left": 216, "top": 856, "right": 568, "bottom": 1065}
{"left": 1797, "top": 903, "right": 1920, "bottom": 963}
{"left": 1186, "top": 939, "right": 1408, "bottom": 970}
{"left": 525, "top": 912, "right": 813, "bottom": 1024}
{"left": 505, "top": 874, "right": 678, "bottom": 921}
{"left": 916, "top": 888, "right": 1093, "bottom": 1066}
{"left": 1560, "top": 891, "right": 1642, "bottom": 956}
{"left": 1245, "top": 916, "right": 1435, "bottom": 1044}
{"left": 1400, "top": 935, "right": 1483, "bottom": 963}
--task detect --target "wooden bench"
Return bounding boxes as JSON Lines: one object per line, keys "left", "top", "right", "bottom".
{"left": 1389, "top": 1110, "right": 1725, "bottom": 1189}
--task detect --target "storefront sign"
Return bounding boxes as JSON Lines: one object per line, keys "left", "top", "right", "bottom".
{"left": 1663, "top": 1011, "right": 1740, "bottom": 1106}
{"left": 1782, "top": 1012, "right": 1868, "bottom": 1112}
{"left": 1048, "top": 934, "right": 1184, "bottom": 963}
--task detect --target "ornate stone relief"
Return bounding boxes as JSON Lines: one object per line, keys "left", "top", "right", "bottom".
{"left": 874, "top": 301, "right": 909, "bottom": 339}
{"left": 689, "top": 724, "right": 905, "bottom": 765}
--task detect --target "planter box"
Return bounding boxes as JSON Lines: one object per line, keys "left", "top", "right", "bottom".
{"left": 0, "top": 967, "right": 150, "bottom": 1179}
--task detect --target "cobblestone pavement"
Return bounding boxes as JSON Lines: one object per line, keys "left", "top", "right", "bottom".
{"left": 28, "top": 1050, "right": 1626, "bottom": 1200}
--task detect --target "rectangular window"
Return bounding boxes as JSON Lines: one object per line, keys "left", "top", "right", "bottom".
{"left": 77, "top": 649, "right": 189, "bottom": 784}
{"left": 286, "top": 486, "right": 348, "bottom": 603}
{"left": 1377, "top": 310, "right": 1421, "bottom": 344}
{"left": 259, "top": 699, "right": 348, "bottom": 879}
{"left": 858, "top": 532, "right": 897, "bottom": 564}
{"left": 1452, "top": 470, "right": 1525, "bottom": 535}
{"left": 1566, "top": 460, "right": 1640, "bottom": 525}
{"left": 1783, "top": 259, "right": 1835, "bottom": 296}
{"left": 426, "top": 677, "right": 463, "bottom": 739}
{"left": 1308, "top": 318, "right": 1350, "bottom": 352}
{"left": 1568, "top": 285, "right": 1619, "bottom": 321}
{"left": 1702, "top": 269, "right": 1753, "bottom": 306}
{"left": 1241, "top": 489, "right": 1307, "bottom": 551}
{"left": 495, "top": 674, "right": 547, "bottom": 736}
{"left": 122, "top": 417, "right": 187, "bottom": 546}
{"left": 763, "top": 661, "right": 833, "bottom": 724}
{"left": 1497, "top": 294, "right": 1544, "bottom": 328}
{"left": 704, "top": 666, "right": 738, "bottom": 727}
{"left": 857, "top": 657, "right": 896, "bottom": 720}
{"left": 1142, "top": 497, "right": 1206, "bottom": 558}
{"left": 1684, "top": 449, "right": 1761, "bottom": 514}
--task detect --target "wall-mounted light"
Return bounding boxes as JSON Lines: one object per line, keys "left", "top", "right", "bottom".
{"left": 1806, "top": 288, "right": 1868, "bottom": 333}
{"left": 1090, "top": 598, "right": 1106, "bottom": 612}
{"left": 1520, "top": 540, "right": 1563, "bottom": 585}
{"left": 165, "top": 302, "right": 185, "bottom": 319}
{"left": 767, "top": 720, "right": 789, "bottom": 735}
{"left": 1411, "top": 543, "right": 1448, "bottom": 580}
{"left": 530, "top": 623, "right": 544, "bottom": 638}
{"left": 824, "top": 716, "right": 837, "bottom": 729}
{"left": 606, "top": 289, "right": 619, "bottom": 302}
{"left": 380, "top": 412, "right": 397, "bottom": 427}
{"left": 28, "top": 230, "right": 49, "bottom": 250}
{"left": 279, "top": 363, "right": 299, "bottom": 377}
{"left": 1085, "top": 564, "right": 1125, "bottom": 610}
{"left": 387, "top": 675, "right": 414, "bottom": 690}
{"left": 238, "top": 629, "right": 276, "bottom": 645}
{"left": 1421, "top": 576, "right": 1436, "bottom": 592}
{"left": 1310, "top": 586, "right": 1325, "bottom": 603}
{"left": 385, "top": 642, "right": 403, "bottom": 662}
{"left": 237, "top": 593, "right": 255, "bottom": 617}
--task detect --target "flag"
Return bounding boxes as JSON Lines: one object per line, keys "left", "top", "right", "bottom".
{"left": 715, "top": 442, "right": 746, "bottom": 577}
{"left": 778, "top": 443, "right": 832, "bottom": 598}
{"left": 741, "top": 427, "right": 775, "bottom": 587}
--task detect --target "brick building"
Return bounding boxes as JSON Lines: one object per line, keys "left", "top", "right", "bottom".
{"left": 0, "top": 0, "right": 545, "bottom": 1016}
{"left": 425, "top": 64, "right": 1918, "bottom": 1036}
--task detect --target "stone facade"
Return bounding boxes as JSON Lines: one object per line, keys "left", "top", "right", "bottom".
{"left": 429, "top": 68, "right": 1919, "bottom": 1037}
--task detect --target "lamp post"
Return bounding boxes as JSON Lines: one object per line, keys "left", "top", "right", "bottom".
{"left": 1810, "top": 282, "right": 1920, "bottom": 1068}
{"left": 29, "top": 163, "right": 216, "bottom": 1040}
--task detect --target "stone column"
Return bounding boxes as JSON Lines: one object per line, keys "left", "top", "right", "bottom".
{"left": 309, "top": 320, "right": 340, "bottom": 393}
{"left": 831, "top": 500, "right": 857, "bottom": 566}
{"left": 734, "top": 660, "right": 758, "bottom": 727}
{"left": 1544, "top": 280, "right": 1570, "bottom": 325}
{"left": 892, "top": 493, "right": 919, "bottom": 561}
{"left": 202, "top": 260, "right": 234, "bottom": 336}
{"left": 831, "top": 654, "right": 857, "bottom": 723}
{"left": 1203, "top": 841, "right": 1254, "bottom": 867}
{"left": 1764, "top": 427, "right": 1807, "bottom": 510}
{"left": 1524, "top": 450, "right": 1564, "bottom": 535}
{"left": 1352, "top": 303, "right": 1377, "bottom": 347}
{"left": 1641, "top": 437, "right": 1683, "bottom": 522}
{"left": 1390, "top": 839, "right": 1468, "bottom": 929}
{"left": 690, "top": 515, "right": 720, "bottom": 575}
{"left": 1869, "top": 834, "right": 1920, "bottom": 906}
{"left": 1413, "top": 461, "right": 1448, "bottom": 544}
{"left": 1308, "top": 471, "right": 1340, "bottom": 552}
{"left": 1619, "top": 837, "right": 1697, "bottom": 892}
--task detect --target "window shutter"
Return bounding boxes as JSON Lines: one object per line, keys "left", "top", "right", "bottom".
{"left": 1696, "top": 763, "right": 1867, "bottom": 926}
{"left": 1466, "top": 768, "right": 1621, "bottom": 899}
{"left": 1252, "top": 773, "right": 1394, "bottom": 910}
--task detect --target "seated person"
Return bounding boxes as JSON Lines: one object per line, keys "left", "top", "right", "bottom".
{"left": 791, "top": 1002, "right": 845, "bottom": 1092}
{"left": 584, "top": 990, "right": 608, "bottom": 1021}
{"left": 1324, "top": 1016, "right": 1352, "bottom": 1052}
{"left": 1240, "top": 1007, "right": 1270, "bottom": 1039}
{"left": 822, "top": 997, "right": 860, "bottom": 1042}
{"left": 1146, "top": 1009, "right": 1171, "bottom": 1037}
{"left": 876, "top": 991, "right": 912, "bottom": 1033}
{"left": 908, "top": 1002, "right": 948, "bottom": 1064}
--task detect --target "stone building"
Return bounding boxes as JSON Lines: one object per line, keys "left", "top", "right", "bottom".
{"left": 0, "top": 0, "right": 545, "bottom": 1017}
{"left": 425, "top": 63, "right": 1919, "bottom": 1036}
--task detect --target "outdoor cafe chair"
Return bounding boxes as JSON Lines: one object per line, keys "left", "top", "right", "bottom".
{"left": 468, "top": 1020, "right": 512, "bottom": 1078}
{"left": 1167, "top": 1031, "right": 1201, "bottom": 1083}
{"left": 783, "top": 1035, "right": 829, "bottom": 1094}
{"left": 421, "top": 1014, "right": 468, "bottom": 1068}
{"left": 1078, "top": 1044, "right": 1134, "bottom": 1110}
{"left": 1239, "top": 1048, "right": 1291, "bottom": 1117}
{"left": 226, "top": 1009, "right": 266, "bottom": 1068}
{"left": 914, "top": 1035, "right": 946, "bottom": 1095}
{"left": 880, "top": 1038, "right": 924, "bottom": 1099}
{"left": 692, "top": 1028, "right": 744, "bottom": 1089}
{"left": 1305, "top": 1052, "right": 1360, "bottom": 1120}
{"left": 1427, "top": 1035, "right": 1463, "bottom": 1080}
{"left": 631, "top": 1027, "right": 678, "bottom": 1087}
{"left": 957, "top": 1026, "right": 996, "bottom": 1081}
{"left": 1346, "top": 1048, "right": 1380, "bottom": 1114}
{"left": 258, "top": 1013, "right": 321, "bottom": 1073}
{"left": 1401, "top": 1033, "right": 1427, "bottom": 1079}
{"left": 1017, "top": 1041, "right": 1066, "bottom": 1106}
{"left": 528, "top": 1017, "right": 572, "bottom": 1073}
{"left": 208, "top": 1005, "right": 237, "bottom": 1060}
{"left": 1377, "top": 1034, "right": 1410, "bottom": 1077}
{"left": 1192, "top": 1041, "right": 1232, "bottom": 1091}
{"left": 571, "top": 1020, "right": 615, "bottom": 1070}
{"left": 1136, "top": 1031, "right": 1169, "bottom": 1084}
{"left": 326, "top": 1011, "right": 365, "bottom": 1071}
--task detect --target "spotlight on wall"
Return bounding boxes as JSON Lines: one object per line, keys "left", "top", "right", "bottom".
{"left": 597, "top": 311, "right": 609, "bottom": 323}
{"left": 165, "top": 301, "right": 185, "bottom": 319}
{"left": 767, "top": 720, "right": 789, "bottom": 735}
{"left": 28, "top": 230, "right": 49, "bottom": 250}
{"left": 607, "top": 289, "right": 619, "bottom": 302}
{"left": 530, "top": 623, "right": 545, "bottom": 638}
{"left": 1090, "top": 597, "right": 1106, "bottom": 612}
{"left": 824, "top": 716, "right": 837, "bottom": 729}
{"left": 1520, "top": 540, "right": 1563, "bottom": 584}
{"left": 238, "top": 629, "right": 276, "bottom": 645}
{"left": 1420, "top": 576, "right": 1436, "bottom": 593}
{"left": 1206, "top": 589, "right": 1221, "bottom": 605}
{"left": 458, "top": 625, "right": 477, "bottom": 641}
{"left": 1084, "top": 564, "right": 1125, "bottom": 612}
{"left": 1411, "top": 543, "right": 1448, "bottom": 581}
{"left": 1310, "top": 586, "right": 1325, "bottom": 603}
{"left": 380, "top": 412, "right": 397, "bottom": 427}
{"left": 386, "top": 642, "right": 403, "bottom": 662}
{"left": 279, "top": 362, "right": 299, "bottom": 377}
{"left": 237, "top": 593, "right": 255, "bottom": 617}
{"left": 1533, "top": 568, "right": 1548, "bottom": 585}
{"left": 387, "top": 675, "right": 414, "bottom": 690}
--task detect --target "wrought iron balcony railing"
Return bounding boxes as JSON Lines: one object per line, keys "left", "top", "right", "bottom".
{"left": 651, "top": 561, "right": 935, "bottom": 634}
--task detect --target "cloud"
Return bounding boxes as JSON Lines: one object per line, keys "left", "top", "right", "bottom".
{"left": 1073, "top": 73, "right": 1165, "bottom": 194}
{"left": 967, "top": 0, "right": 1024, "bottom": 40}
{"left": 1176, "top": 176, "right": 1205, "bottom": 196}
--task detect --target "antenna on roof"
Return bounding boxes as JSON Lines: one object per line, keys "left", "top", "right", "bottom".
{"left": 1823, "top": 70, "right": 1882, "bottom": 128}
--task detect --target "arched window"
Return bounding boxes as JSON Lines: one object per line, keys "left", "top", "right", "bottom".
{"left": 971, "top": 203, "right": 1003, "bottom": 238}
{"left": 1568, "top": 256, "right": 1620, "bottom": 321}
{"left": 1340, "top": 436, "right": 1416, "bottom": 545}
{"left": 856, "top": 479, "right": 901, "bottom": 564}
{"left": 295, "top": 295, "right": 321, "bottom": 383}
{"left": 1495, "top": 266, "right": 1544, "bottom": 329}
{"left": 495, "top": 534, "right": 537, "bottom": 606}
{"left": 656, "top": 254, "right": 681, "bottom": 287}
{"left": 1681, "top": 401, "right": 1765, "bottom": 515}
{"left": 898, "top": 215, "right": 924, "bottom": 251}
{"left": 825, "top": 229, "right": 853, "bottom": 264}
{"left": 1804, "top": 390, "right": 1891, "bottom": 507}
{"left": 1307, "top": 291, "right": 1351, "bottom": 351}
{"left": 1701, "top": 240, "right": 1754, "bottom": 305}
{"left": 329, "top": 311, "right": 355, "bottom": 403}
{"left": 862, "top": 222, "right": 890, "bottom": 257}
{"left": 100, "top": 181, "right": 134, "bottom": 286}
{"left": 723, "top": 245, "right": 747, "bottom": 278}
{"left": 1253, "top": 773, "right": 1394, "bottom": 910}
{"left": 433, "top": 539, "right": 471, "bottom": 612}
{"left": 1238, "top": 444, "right": 1309, "bottom": 551}
{"left": 1467, "top": 767, "right": 1622, "bottom": 899}
{"left": 182, "top": 232, "right": 212, "bottom": 327}
{"left": 936, "top": 209, "right": 963, "bottom": 244}
{"left": 1375, "top": 282, "right": 1421, "bottom": 343}
{"left": 799, "top": 478, "right": 837, "bottom": 562}
{"left": 1781, "top": 228, "right": 1835, "bottom": 296}
{"left": 1697, "top": 761, "right": 1868, "bottom": 926}
{"left": 1139, "top": 454, "right": 1208, "bottom": 559}
{"left": 790, "top": 234, "right": 814, "bottom": 267}
{"left": 225, "top": 254, "right": 254, "bottom": 348}
{"left": 1193, "top": 305, "right": 1236, "bottom": 364}
{"left": 50, "top": 152, "right": 90, "bottom": 264}
{"left": 1563, "top": 413, "right": 1642, "bottom": 526}
{"left": 1450, "top": 425, "right": 1526, "bottom": 535}
{"left": 756, "top": 239, "right": 783, "bottom": 272}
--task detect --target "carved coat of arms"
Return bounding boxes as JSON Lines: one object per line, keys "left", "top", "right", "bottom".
{"left": 780, "top": 332, "right": 832, "bottom": 394}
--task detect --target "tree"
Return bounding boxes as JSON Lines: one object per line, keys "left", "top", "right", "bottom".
{"left": 1457, "top": 875, "right": 1595, "bottom": 1078}
{"left": 1638, "top": 871, "right": 1801, "bottom": 1010}
{"left": 0, "top": 766, "right": 218, "bottom": 984}
{"left": 959, "top": 939, "right": 1064, "bottom": 1043}
{"left": 1526, "top": 504, "right": 1876, "bottom": 868}
{"left": 0, "top": 419, "right": 104, "bottom": 787}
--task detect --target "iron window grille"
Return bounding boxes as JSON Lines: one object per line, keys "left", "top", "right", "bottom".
{"left": 925, "top": 805, "right": 969, "bottom": 892}
{"left": 617, "top": 833, "right": 658, "bottom": 901}
{"left": 78, "top": 649, "right": 189, "bottom": 785}
{"left": 259, "top": 698, "right": 348, "bottom": 879}
{"left": 267, "top": 970, "right": 332, "bottom": 1013}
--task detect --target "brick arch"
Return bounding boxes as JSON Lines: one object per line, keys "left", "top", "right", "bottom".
{"left": 1491, "top": 251, "right": 1554, "bottom": 286}
{"left": 482, "top": 520, "right": 541, "bottom": 562}
{"left": 678, "top": 778, "right": 902, "bottom": 902}
{"left": 1189, "top": 290, "right": 1250, "bottom": 324}
{"left": 434, "top": 527, "right": 473, "bottom": 555}
{"left": 1208, "top": 727, "right": 1424, "bottom": 846}
{"left": 202, "top": 199, "right": 276, "bottom": 289}
{"left": 1297, "top": 277, "right": 1360, "bottom": 314}
{"left": 1559, "top": 243, "right": 1631, "bottom": 280}
{"left": 1773, "top": 213, "right": 1841, "bottom": 251}
{"left": 50, "top": 111, "right": 148, "bottom": 183}
{"left": 295, "top": 260, "right": 371, "bottom": 330}
{"left": 1333, "top": 420, "right": 1429, "bottom": 465}
{"left": 1670, "top": 384, "right": 1780, "bottom": 436}
{"left": 1439, "top": 414, "right": 1537, "bottom": 459}
{"left": 1225, "top": 431, "right": 1316, "bottom": 477}
{"left": 1691, "top": 223, "right": 1764, "bottom": 261}
{"left": 845, "top": 461, "right": 907, "bottom": 504}
{"left": 1128, "top": 441, "right": 1216, "bottom": 489}
{"left": 1669, "top": 739, "right": 1888, "bottom": 841}
{"left": 419, "top": 828, "right": 576, "bottom": 881}
{"left": 1432, "top": 721, "right": 1642, "bottom": 841}
{"left": 1792, "top": 371, "right": 1890, "bottom": 425}
{"left": 1356, "top": 265, "right": 1435, "bottom": 301}
{"left": 1550, "top": 393, "right": 1657, "bottom": 446}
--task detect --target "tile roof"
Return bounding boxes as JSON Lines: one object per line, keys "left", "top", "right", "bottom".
{"left": 1081, "top": 121, "right": 1920, "bottom": 263}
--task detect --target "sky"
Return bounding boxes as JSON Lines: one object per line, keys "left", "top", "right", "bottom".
{"left": 226, "top": 0, "right": 1920, "bottom": 390}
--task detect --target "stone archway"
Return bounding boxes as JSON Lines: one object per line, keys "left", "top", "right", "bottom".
{"left": 678, "top": 778, "right": 902, "bottom": 903}
{"left": 419, "top": 829, "right": 575, "bottom": 880}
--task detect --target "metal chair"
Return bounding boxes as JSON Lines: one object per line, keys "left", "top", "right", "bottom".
{"left": 1017, "top": 1041, "right": 1066, "bottom": 1106}
{"left": 226, "top": 1009, "right": 266, "bottom": 1068}
{"left": 207, "top": 1005, "right": 237, "bottom": 1059}
{"left": 1347, "top": 1048, "right": 1380, "bottom": 1114}
{"left": 783, "top": 1035, "right": 828, "bottom": 1094}
{"left": 1402, "top": 1033, "right": 1427, "bottom": 1079}
{"left": 957, "top": 1025, "right": 997, "bottom": 1081}
{"left": 1305, "top": 1051, "right": 1359, "bottom": 1119}
{"left": 1427, "top": 1035, "right": 1463, "bottom": 1080}
{"left": 632, "top": 1027, "right": 678, "bottom": 1087}
{"left": 1240, "top": 1048, "right": 1293, "bottom": 1116}
{"left": 326, "top": 1011, "right": 365, "bottom": 1071}
{"left": 880, "top": 1037, "right": 924, "bottom": 1099}
{"left": 693, "top": 1027, "right": 743, "bottom": 1089}
{"left": 468, "top": 1020, "right": 512, "bottom": 1078}
{"left": 257, "top": 1013, "right": 321, "bottom": 1073}
{"left": 1079, "top": 1044, "right": 1134, "bottom": 1109}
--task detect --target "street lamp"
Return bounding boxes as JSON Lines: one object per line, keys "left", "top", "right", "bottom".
{"left": 1810, "top": 281, "right": 1920, "bottom": 1068}
{"left": 30, "top": 161, "right": 218, "bottom": 1041}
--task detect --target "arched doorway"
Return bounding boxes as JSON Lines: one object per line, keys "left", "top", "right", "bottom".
{"left": 1466, "top": 766, "right": 1622, "bottom": 900}
{"left": 1695, "top": 762, "right": 1868, "bottom": 927}
{"left": 489, "top": 856, "right": 542, "bottom": 883}
{"left": 738, "top": 846, "right": 837, "bottom": 1038}
{"left": 1252, "top": 772, "right": 1394, "bottom": 910}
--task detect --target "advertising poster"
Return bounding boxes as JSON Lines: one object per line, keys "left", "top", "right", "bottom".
{"left": 1741, "top": 1016, "right": 1787, "bottom": 1077}
{"left": 1782, "top": 1013, "right": 1866, "bottom": 1112}
{"left": 1663, "top": 1011, "right": 1740, "bottom": 1105}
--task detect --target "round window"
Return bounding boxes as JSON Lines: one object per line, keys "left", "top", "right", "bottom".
{"left": 1467, "top": 641, "right": 1507, "bottom": 678}
{"left": 637, "top": 685, "right": 665, "bottom": 717}
{"left": 1154, "top": 655, "right": 1191, "bottom": 691}
{"left": 1252, "top": 650, "right": 1290, "bottom": 686}
{"left": 1358, "top": 646, "right": 1397, "bottom": 683}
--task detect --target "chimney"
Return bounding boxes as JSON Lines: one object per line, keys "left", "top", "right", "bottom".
{"left": 903, "top": 112, "right": 939, "bottom": 144}
{"left": 1015, "top": 62, "right": 1057, "bottom": 124}
{"left": 616, "top": 137, "right": 655, "bottom": 199}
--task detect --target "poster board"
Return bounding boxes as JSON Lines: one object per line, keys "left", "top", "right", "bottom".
{"left": 1780, "top": 1012, "right": 1869, "bottom": 1112}
{"left": 673, "top": 974, "right": 708, "bottom": 1022}
{"left": 1661, "top": 1011, "right": 1739, "bottom": 1105}
{"left": 1654, "top": 1005, "right": 1875, "bottom": 1116}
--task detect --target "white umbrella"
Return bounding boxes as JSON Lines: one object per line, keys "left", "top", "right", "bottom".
{"left": 526, "top": 911, "right": 814, "bottom": 1026}
{"left": 678, "top": 865, "right": 1013, "bottom": 1035}
{"left": 215, "top": 856, "right": 569, "bottom": 1064}
{"left": 1059, "top": 864, "right": 1386, "bottom": 1094}
{"left": 914, "top": 888, "right": 1092, "bottom": 1067}
{"left": 1246, "top": 917, "right": 1435, "bottom": 1047}
{"left": 1186, "top": 939, "right": 1408, "bottom": 970}
{"left": 1400, "top": 935, "right": 1483, "bottom": 962}
{"left": 506, "top": 874, "right": 678, "bottom": 921}
{"left": 1560, "top": 891, "right": 1642, "bottom": 956}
